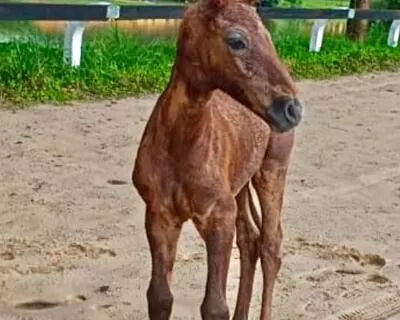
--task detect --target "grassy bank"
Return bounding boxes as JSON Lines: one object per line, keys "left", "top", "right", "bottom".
{"left": 0, "top": 22, "right": 399, "bottom": 106}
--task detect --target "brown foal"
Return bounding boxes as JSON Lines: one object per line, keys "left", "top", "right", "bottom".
{"left": 132, "top": 0, "right": 303, "bottom": 319}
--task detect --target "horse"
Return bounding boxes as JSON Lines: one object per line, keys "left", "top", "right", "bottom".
{"left": 132, "top": 0, "right": 303, "bottom": 318}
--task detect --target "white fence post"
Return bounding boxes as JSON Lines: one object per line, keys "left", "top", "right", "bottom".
{"left": 388, "top": 19, "right": 400, "bottom": 47}
{"left": 62, "top": 1, "right": 119, "bottom": 67}
{"left": 107, "top": 3, "right": 120, "bottom": 20}
{"left": 63, "top": 21, "right": 86, "bottom": 67}
{"left": 309, "top": 18, "right": 328, "bottom": 52}
{"left": 309, "top": 6, "right": 352, "bottom": 53}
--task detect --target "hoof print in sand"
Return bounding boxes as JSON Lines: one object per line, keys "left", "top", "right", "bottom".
{"left": 335, "top": 266, "right": 366, "bottom": 275}
{"left": 14, "top": 295, "right": 87, "bottom": 311}
{"left": 15, "top": 300, "right": 61, "bottom": 310}
{"left": 97, "top": 285, "right": 110, "bottom": 293}
{"left": 68, "top": 243, "right": 117, "bottom": 259}
{"left": 360, "top": 254, "right": 386, "bottom": 268}
{"left": 291, "top": 238, "right": 386, "bottom": 269}
{"left": 0, "top": 238, "right": 116, "bottom": 276}
{"left": 106, "top": 179, "right": 128, "bottom": 185}
{"left": 289, "top": 238, "right": 392, "bottom": 291}
{"left": 366, "top": 273, "right": 391, "bottom": 284}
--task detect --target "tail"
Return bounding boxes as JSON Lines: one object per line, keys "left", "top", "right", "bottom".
{"left": 247, "top": 181, "right": 262, "bottom": 232}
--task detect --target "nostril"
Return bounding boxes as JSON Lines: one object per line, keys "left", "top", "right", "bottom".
{"left": 285, "top": 103, "right": 296, "bottom": 120}
{"left": 284, "top": 101, "right": 299, "bottom": 123}
{"left": 268, "top": 97, "right": 303, "bottom": 132}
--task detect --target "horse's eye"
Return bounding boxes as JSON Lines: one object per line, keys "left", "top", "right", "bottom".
{"left": 227, "top": 31, "right": 248, "bottom": 51}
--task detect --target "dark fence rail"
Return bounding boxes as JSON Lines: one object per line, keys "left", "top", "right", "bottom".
{"left": 2, "top": 2, "right": 400, "bottom": 66}
{"left": 0, "top": 3, "right": 109, "bottom": 21}
{"left": 1, "top": 3, "right": 400, "bottom": 21}
{"left": 119, "top": 5, "right": 185, "bottom": 20}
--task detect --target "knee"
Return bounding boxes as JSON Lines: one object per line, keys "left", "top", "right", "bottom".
{"left": 261, "top": 224, "right": 283, "bottom": 253}
{"left": 147, "top": 280, "right": 173, "bottom": 319}
{"left": 236, "top": 233, "right": 258, "bottom": 250}
{"left": 236, "top": 225, "right": 259, "bottom": 259}
{"left": 260, "top": 232, "right": 283, "bottom": 269}
{"left": 201, "top": 296, "right": 230, "bottom": 320}
{"left": 260, "top": 246, "right": 282, "bottom": 274}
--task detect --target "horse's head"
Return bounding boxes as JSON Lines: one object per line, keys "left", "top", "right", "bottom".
{"left": 174, "top": 0, "right": 303, "bottom": 132}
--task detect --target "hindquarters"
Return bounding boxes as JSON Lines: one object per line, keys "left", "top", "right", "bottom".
{"left": 234, "top": 131, "right": 295, "bottom": 320}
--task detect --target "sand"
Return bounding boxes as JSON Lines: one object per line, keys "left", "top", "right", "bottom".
{"left": 0, "top": 71, "right": 399, "bottom": 320}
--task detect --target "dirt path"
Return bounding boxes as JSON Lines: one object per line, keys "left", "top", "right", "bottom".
{"left": 0, "top": 71, "right": 399, "bottom": 320}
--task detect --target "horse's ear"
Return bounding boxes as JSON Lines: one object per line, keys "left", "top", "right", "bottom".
{"left": 240, "top": 0, "right": 259, "bottom": 6}
{"left": 206, "top": 0, "right": 229, "bottom": 9}
{"left": 204, "top": 0, "right": 257, "bottom": 10}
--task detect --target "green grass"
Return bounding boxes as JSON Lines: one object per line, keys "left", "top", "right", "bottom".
{"left": 8, "top": 0, "right": 184, "bottom": 5}
{"left": 297, "top": 0, "right": 349, "bottom": 8}
{"left": 0, "top": 22, "right": 399, "bottom": 107}
{"left": 278, "top": 0, "right": 349, "bottom": 8}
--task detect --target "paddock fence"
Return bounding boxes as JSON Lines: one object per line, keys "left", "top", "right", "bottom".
{"left": 1, "top": 2, "right": 400, "bottom": 66}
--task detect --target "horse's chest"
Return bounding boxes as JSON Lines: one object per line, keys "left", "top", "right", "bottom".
{"left": 133, "top": 146, "right": 175, "bottom": 206}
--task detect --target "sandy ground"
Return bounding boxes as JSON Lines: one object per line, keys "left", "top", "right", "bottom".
{"left": 0, "top": 71, "right": 400, "bottom": 320}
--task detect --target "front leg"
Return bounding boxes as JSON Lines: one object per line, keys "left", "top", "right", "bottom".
{"left": 252, "top": 131, "right": 295, "bottom": 320}
{"left": 192, "top": 195, "right": 237, "bottom": 320}
{"left": 145, "top": 206, "right": 183, "bottom": 320}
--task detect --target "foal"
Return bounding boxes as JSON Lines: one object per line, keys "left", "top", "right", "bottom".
{"left": 132, "top": 0, "right": 303, "bottom": 319}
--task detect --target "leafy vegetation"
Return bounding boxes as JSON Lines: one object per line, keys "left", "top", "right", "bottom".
{"left": 0, "top": 21, "right": 399, "bottom": 107}
{"left": 371, "top": 0, "right": 400, "bottom": 9}
{"left": 264, "top": 0, "right": 349, "bottom": 8}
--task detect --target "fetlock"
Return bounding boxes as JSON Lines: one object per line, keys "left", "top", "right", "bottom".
{"left": 201, "top": 295, "right": 229, "bottom": 320}
{"left": 147, "top": 280, "right": 173, "bottom": 320}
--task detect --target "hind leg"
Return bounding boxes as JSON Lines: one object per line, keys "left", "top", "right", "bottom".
{"left": 145, "top": 206, "right": 182, "bottom": 320}
{"left": 233, "top": 185, "right": 260, "bottom": 320}
{"left": 254, "top": 131, "right": 294, "bottom": 320}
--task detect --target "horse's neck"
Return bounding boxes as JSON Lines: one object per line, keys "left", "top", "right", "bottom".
{"left": 154, "top": 72, "right": 212, "bottom": 141}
